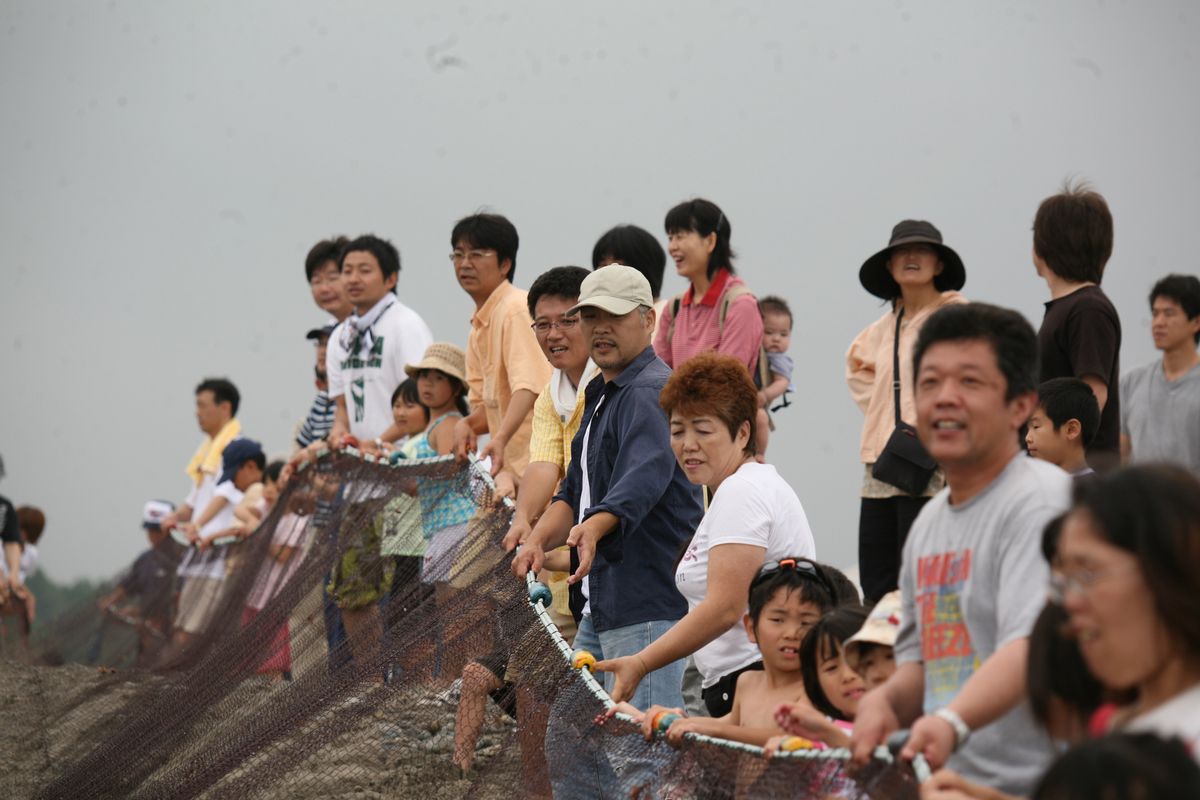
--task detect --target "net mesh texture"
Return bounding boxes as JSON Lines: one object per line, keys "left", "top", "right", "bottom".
{"left": 1, "top": 452, "right": 922, "bottom": 800}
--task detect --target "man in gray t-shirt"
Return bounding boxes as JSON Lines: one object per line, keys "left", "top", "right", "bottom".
{"left": 851, "top": 303, "right": 1070, "bottom": 798}
{"left": 1119, "top": 274, "right": 1200, "bottom": 474}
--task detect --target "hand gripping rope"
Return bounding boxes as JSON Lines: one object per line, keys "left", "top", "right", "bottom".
{"left": 461, "top": 452, "right": 931, "bottom": 780}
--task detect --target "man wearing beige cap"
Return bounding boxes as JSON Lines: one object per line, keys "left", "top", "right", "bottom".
{"left": 514, "top": 265, "right": 703, "bottom": 712}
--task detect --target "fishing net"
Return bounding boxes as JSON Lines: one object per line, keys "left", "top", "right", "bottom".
{"left": 2, "top": 451, "right": 923, "bottom": 799}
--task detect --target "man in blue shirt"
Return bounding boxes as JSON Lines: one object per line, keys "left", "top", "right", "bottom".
{"left": 514, "top": 265, "right": 702, "bottom": 710}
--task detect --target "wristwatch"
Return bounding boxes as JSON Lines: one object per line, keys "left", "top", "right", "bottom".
{"left": 933, "top": 707, "right": 971, "bottom": 751}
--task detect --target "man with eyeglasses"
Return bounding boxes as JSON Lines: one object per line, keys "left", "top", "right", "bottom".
{"left": 513, "top": 265, "right": 703, "bottom": 711}
{"left": 449, "top": 213, "right": 550, "bottom": 500}
{"left": 503, "top": 266, "right": 596, "bottom": 571}
{"left": 850, "top": 303, "right": 1071, "bottom": 798}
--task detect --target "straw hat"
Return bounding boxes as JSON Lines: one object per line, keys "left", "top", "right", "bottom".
{"left": 405, "top": 342, "right": 467, "bottom": 383}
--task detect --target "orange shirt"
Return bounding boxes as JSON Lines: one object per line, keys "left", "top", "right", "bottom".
{"left": 466, "top": 281, "right": 552, "bottom": 478}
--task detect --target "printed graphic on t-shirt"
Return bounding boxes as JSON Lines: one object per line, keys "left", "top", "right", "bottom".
{"left": 916, "top": 548, "right": 979, "bottom": 709}
{"left": 351, "top": 377, "right": 366, "bottom": 423}
{"left": 341, "top": 336, "right": 386, "bottom": 370}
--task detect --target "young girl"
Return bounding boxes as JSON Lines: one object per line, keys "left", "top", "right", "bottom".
{"left": 386, "top": 378, "right": 430, "bottom": 458}
{"left": 768, "top": 606, "right": 868, "bottom": 752}
{"left": 381, "top": 378, "right": 430, "bottom": 589}
{"left": 402, "top": 343, "right": 475, "bottom": 581}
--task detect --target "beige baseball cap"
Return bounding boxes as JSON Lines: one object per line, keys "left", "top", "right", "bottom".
{"left": 843, "top": 590, "right": 903, "bottom": 668}
{"left": 567, "top": 265, "right": 653, "bottom": 317}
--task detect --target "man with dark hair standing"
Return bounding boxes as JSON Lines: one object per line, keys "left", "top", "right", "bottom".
{"left": 1120, "top": 273, "right": 1200, "bottom": 473}
{"left": 851, "top": 304, "right": 1069, "bottom": 797}
{"left": 449, "top": 214, "right": 550, "bottom": 498}
{"left": 305, "top": 236, "right": 352, "bottom": 322}
{"left": 325, "top": 234, "right": 432, "bottom": 449}
{"left": 513, "top": 266, "right": 702, "bottom": 711}
{"left": 161, "top": 378, "right": 243, "bottom": 646}
{"left": 1032, "top": 181, "right": 1122, "bottom": 471}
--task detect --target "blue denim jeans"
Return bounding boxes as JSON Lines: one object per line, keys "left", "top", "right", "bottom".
{"left": 552, "top": 615, "right": 684, "bottom": 797}
{"left": 574, "top": 615, "right": 685, "bottom": 712}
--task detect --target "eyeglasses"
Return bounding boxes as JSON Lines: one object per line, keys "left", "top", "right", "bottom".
{"left": 752, "top": 557, "right": 836, "bottom": 599}
{"left": 449, "top": 249, "right": 496, "bottom": 264}
{"left": 531, "top": 317, "right": 580, "bottom": 335}
{"left": 1047, "top": 563, "right": 1138, "bottom": 605}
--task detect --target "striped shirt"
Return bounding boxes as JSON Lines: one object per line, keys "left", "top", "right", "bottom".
{"left": 296, "top": 390, "right": 335, "bottom": 448}
{"left": 652, "top": 268, "right": 763, "bottom": 375}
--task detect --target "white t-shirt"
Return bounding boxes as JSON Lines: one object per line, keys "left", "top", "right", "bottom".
{"left": 326, "top": 297, "right": 434, "bottom": 440}
{"left": 1125, "top": 683, "right": 1200, "bottom": 763}
{"left": 178, "top": 472, "right": 217, "bottom": 578}
{"left": 0, "top": 543, "right": 38, "bottom": 582}
{"left": 178, "top": 480, "right": 242, "bottom": 580}
{"left": 674, "top": 461, "right": 816, "bottom": 688}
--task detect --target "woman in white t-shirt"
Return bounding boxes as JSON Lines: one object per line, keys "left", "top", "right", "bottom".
{"left": 594, "top": 353, "right": 815, "bottom": 716}
{"left": 1057, "top": 465, "right": 1200, "bottom": 761}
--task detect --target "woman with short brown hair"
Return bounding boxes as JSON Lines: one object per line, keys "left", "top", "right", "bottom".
{"left": 595, "top": 353, "right": 816, "bottom": 716}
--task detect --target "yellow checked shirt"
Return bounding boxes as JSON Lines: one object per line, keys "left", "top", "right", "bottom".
{"left": 529, "top": 366, "right": 597, "bottom": 619}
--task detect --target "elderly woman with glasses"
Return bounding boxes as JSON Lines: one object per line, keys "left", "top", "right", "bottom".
{"left": 1054, "top": 465, "right": 1200, "bottom": 758}
{"left": 594, "top": 353, "right": 816, "bottom": 716}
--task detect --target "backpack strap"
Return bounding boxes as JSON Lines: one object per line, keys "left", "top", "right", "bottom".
{"left": 717, "top": 283, "right": 753, "bottom": 335}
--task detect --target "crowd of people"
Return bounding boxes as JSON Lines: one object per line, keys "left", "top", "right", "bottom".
{"left": 7, "top": 184, "right": 1200, "bottom": 798}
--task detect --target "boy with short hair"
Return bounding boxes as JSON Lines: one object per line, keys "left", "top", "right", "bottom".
{"left": 1026, "top": 377, "right": 1100, "bottom": 478}
{"left": 620, "top": 559, "right": 842, "bottom": 748}
{"left": 1032, "top": 181, "right": 1122, "bottom": 471}
{"left": 173, "top": 439, "right": 265, "bottom": 643}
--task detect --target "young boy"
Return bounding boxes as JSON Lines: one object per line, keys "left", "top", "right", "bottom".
{"left": 97, "top": 501, "right": 185, "bottom": 666}
{"left": 843, "top": 590, "right": 901, "bottom": 690}
{"left": 183, "top": 439, "right": 267, "bottom": 550}
{"left": 617, "top": 560, "right": 840, "bottom": 748}
{"left": 759, "top": 296, "right": 795, "bottom": 411}
{"left": 173, "top": 439, "right": 265, "bottom": 644}
{"left": 1026, "top": 377, "right": 1100, "bottom": 478}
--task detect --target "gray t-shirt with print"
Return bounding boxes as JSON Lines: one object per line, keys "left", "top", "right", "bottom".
{"left": 895, "top": 454, "right": 1071, "bottom": 796}
{"left": 1120, "top": 359, "right": 1200, "bottom": 474}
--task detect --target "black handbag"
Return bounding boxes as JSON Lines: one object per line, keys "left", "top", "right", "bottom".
{"left": 871, "top": 309, "right": 937, "bottom": 495}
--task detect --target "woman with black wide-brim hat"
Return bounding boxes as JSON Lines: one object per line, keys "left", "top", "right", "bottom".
{"left": 846, "top": 220, "right": 967, "bottom": 604}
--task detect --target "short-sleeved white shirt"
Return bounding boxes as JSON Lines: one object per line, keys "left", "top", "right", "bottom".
{"left": 674, "top": 462, "right": 816, "bottom": 688}
{"left": 326, "top": 297, "right": 434, "bottom": 440}
{"left": 178, "top": 479, "right": 242, "bottom": 580}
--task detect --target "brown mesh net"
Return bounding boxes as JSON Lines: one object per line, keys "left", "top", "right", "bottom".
{"left": 3, "top": 452, "right": 921, "bottom": 799}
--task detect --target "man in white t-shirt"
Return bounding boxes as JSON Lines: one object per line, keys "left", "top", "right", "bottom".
{"left": 325, "top": 234, "right": 433, "bottom": 449}
{"left": 161, "top": 378, "right": 243, "bottom": 646}
{"left": 851, "top": 303, "right": 1070, "bottom": 798}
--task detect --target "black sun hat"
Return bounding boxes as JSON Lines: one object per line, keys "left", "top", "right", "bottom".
{"left": 859, "top": 220, "right": 966, "bottom": 300}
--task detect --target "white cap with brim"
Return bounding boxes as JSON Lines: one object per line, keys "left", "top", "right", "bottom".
{"left": 843, "top": 590, "right": 903, "bottom": 668}
{"left": 566, "top": 264, "right": 654, "bottom": 317}
{"left": 143, "top": 500, "right": 176, "bottom": 529}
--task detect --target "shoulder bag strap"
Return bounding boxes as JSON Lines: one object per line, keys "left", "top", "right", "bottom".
{"left": 892, "top": 307, "right": 905, "bottom": 426}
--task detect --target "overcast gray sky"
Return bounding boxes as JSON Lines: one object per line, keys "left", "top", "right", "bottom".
{"left": 2, "top": 1, "right": 1197, "bottom": 582}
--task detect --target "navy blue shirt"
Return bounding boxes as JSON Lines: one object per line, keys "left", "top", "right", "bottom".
{"left": 555, "top": 346, "right": 703, "bottom": 633}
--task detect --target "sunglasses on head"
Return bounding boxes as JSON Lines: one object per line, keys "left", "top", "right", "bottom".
{"left": 752, "top": 557, "right": 837, "bottom": 601}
